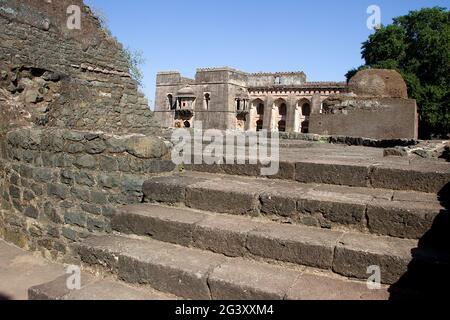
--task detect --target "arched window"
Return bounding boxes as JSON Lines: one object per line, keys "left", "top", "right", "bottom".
{"left": 167, "top": 94, "right": 174, "bottom": 110}
{"left": 236, "top": 99, "right": 241, "bottom": 111}
{"left": 204, "top": 93, "right": 210, "bottom": 110}
{"left": 257, "top": 103, "right": 265, "bottom": 115}
{"left": 302, "top": 103, "right": 311, "bottom": 116}
{"left": 279, "top": 103, "right": 287, "bottom": 116}
{"left": 256, "top": 119, "right": 263, "bottom": 131}
{"left": 278, "top": 120, "right": 286, "bottom": 132}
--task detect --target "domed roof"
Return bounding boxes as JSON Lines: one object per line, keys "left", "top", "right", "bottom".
{"left": 176, "top": 86, "right": 196, "bottom": 98}
{"left": 348, "top": 69, "right": 408, "bottom": 98}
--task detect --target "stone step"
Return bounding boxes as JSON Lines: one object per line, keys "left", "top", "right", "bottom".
{"left": 74, "top": 234, "right": 391, "bottom": 300}
{"left": 142, "top": 172, "right": 446, "bottom": 240}
{"left": 184, "top": 157, "right": 450, "bottom": 193}
{"left": 112, "top": 203, "right": 450, "bottom": 289}
{"left": 28, "top": 271, "right": 178, "bottom": 300}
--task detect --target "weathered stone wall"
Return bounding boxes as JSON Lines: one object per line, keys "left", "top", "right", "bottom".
{"left": 0, "top": 1, "right": 174, "bottom": 260}
{"left": 309, "top": 69, "right": 419, "bottom": 139}
{"left": 0, "top": 0, "right": 159, "bottom": 135}
{"left": 309, "top": 98, "right": 419, "bottom": 140}
{"left": 0, "top": 127, "right": 174, "bottom": 260}
{"left": 154, "top": 67, "right": 346, "bottom": 131}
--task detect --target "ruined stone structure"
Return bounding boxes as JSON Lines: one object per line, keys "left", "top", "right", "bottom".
{"left": 309, "top": 69, "right": 419, "bottom": 140}
{"left": 1, "top": 0, "right": 448, "bottom": 301}
{"left": 155, "top": 68, "right": 419, "bottom": 140}
{"left": 154, "top": 68, "right": 346, "bottom": 132}
{"left": 0, "top": 0, "right": 173, "bottom": 260}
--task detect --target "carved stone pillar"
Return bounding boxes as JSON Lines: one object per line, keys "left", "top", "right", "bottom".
{"left": 285, "top": 94, "right": 296, "bottom": 133}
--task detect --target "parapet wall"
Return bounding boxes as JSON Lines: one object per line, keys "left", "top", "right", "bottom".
{"left": 247, "top": 72, "right": 307, "bottom": 88}
{"left": 0, "top": 127, "right": 175, "bottom": 260}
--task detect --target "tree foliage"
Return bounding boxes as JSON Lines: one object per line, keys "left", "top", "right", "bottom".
{"left": 347, "top": 7, "right": 450, "bottom": 138}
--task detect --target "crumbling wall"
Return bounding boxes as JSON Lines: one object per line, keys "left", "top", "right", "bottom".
{"left": 0, "top": 1, "right": 174, "bottom": 260}
{"left": 0, "top": 0, "right": 159, "bottom": 135}
{"left": 0, "top": 127, "right": 174, "bottom": 259}
{"left": 309, "top": 69, "right": 419, "bottom": 139}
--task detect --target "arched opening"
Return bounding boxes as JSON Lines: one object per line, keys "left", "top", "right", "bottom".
{"left": 167, "top": 94, "right": 174, "bottom": 110}
{"left": 203, "top": 93, "right": 210, "bottom": 111}
{"left": 249, "top": 99, "right": 264, "bottom": 132}
{"left": 273, "top": 98, "right": 287, "bottom": 132}
{"left": 256, "top": 120, "right": 263, "bottom": 132}
{"left": 296, "top": 99, "right": 311, "bottom": 133}
{"left": 301, "top": 102, "right": 311, "bottom": 133}
{"left": 302, "top": 103, "right": 311, "bottom": 117}
{"left": 279, "top": 103, "right": 287, "bottom": 116}
{"left": 257, "top": 103, "right": 265, "bottom": 115}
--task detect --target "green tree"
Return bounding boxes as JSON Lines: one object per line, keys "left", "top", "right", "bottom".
{"left": 347, "top": 7, "right": 450, "bottom": 139}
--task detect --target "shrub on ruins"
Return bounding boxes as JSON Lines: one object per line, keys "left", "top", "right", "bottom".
{"left": 347, "top": 7, "right": 450, "bottom": 139}
{"left": 122, "top": 47, "right": 145, "bottom": 88}
{"left": 89, "top": 5, "right": 146, "bottom": 89}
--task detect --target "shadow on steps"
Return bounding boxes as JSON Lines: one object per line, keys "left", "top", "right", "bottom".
{"left": 389, "top": 182, "right": 450, "bottom": 300}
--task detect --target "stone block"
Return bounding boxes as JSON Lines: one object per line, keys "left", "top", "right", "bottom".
{"left": 65, "top": 142, "right": 84, "bottom": 154}
{"left": 125, "top": 136, "right": 167, "bottom": 159}
{"left": 367, "top": 200, "right": 442, "bottom": 239}
{"left": 193, "top": 214, "right": 258, "bottom": 257}
{"left": 64, "top": 209, "right": 87, "bottom": 228}
{"left": 47, "top": 183, "right": 69, "bottom": 200}
{"left": 296, "top": 161, "right": 370, "bottom": 187}
{"left": 370, "top": 165, "right": 450, "bottom": 193}
{"left": 75, "top": 172, "right": 95, "bottom": 187}
{"left": 112, "top": 205, "right": 205, "bottom": 246}
{"left": 98, "top": 155, "right": 119, "bottom": 171}
{"left": 33, "top": 167, "right": 54, "bottom": 183}
{"left": 209, "top": 259, "right": 299, "bottom": 300}
{"left": 297, "top": 196, "right": 367, "bottom": 228}
{"left": 143, "top": 174, "right": 208, "bottom": 204}
{"left": 185, "top": 179, "right": 265, "bottom": 215}
{"left": 333, "top": 233, "right": 416, "bottom": 285}
{"left": 286, "top": 273, "right": 389, "bottom": 300}
{"left": 24, "top": 206, "right": 39, "bottom": 219}
{"left": 9, "top": 185, "right": 21, "bottom": 199}
{"left": 44, "top": 203, "right": 63, "bottom": 224}
{"left": 246, "top": 223, "right": 342, "bottom": 269}
{"left": 75, "top": 155, "right": 96, "bottom": 169}
{"left": 85, "top": 139, "right": 107, "bottom": 154}
{"left": 90, "top": 191, "right": 108, "bottom": 205}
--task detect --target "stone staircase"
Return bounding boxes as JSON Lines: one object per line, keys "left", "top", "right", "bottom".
{"left": 68, "top": 151, "right": 449, "bottom": 300}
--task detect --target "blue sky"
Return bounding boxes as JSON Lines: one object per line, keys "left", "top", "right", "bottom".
{"left": 85, "top": 0, "right": 448, "bottom": 105}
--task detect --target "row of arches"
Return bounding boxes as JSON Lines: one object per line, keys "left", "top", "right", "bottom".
{"left": 245, "top": 98, "right": 312, "bottom": 133}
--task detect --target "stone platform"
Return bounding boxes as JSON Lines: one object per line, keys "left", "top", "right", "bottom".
{"left": 0, "top": 240, "right": 176, "bottom": 300}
